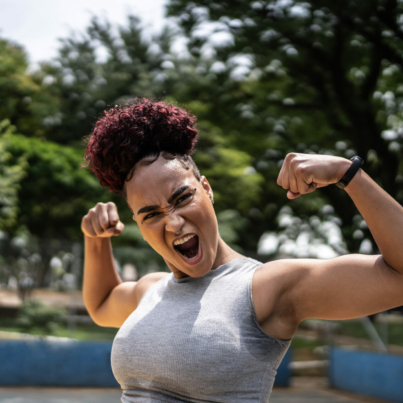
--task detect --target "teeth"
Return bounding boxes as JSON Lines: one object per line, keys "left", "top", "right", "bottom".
{"left": 174, "top": 234, "right": 195, "bottom": 246}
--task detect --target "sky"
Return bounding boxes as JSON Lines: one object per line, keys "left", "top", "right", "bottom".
{"left": 0, "top": 0, "right": 168, "bottom": 66}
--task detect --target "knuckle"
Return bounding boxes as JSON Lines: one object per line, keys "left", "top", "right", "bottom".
{"left": 99, "top": 220, "right": 108, "bottom": 229}
{"left": 290, "top": 159, "right": 298, "bottom": 169}
{"left": 295, "top": 165, "right": 305, "bottom": 174}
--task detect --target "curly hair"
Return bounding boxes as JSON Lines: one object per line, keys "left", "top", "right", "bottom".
{"left": 84, "top": 98, "right": 200, "bottom": 194}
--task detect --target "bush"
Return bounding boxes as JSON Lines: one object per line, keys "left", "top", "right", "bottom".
{"left": 16, "top": 299, "right": 67, "bottom": 334}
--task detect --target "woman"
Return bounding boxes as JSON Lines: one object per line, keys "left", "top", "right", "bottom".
{"left": 82, "top": 98, "right": 403, "bottom": 403}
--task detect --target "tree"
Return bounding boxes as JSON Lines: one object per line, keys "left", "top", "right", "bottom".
{"left": 2, "top": 127, "right": 106, "bottom": 240}
{"left": 0, "top": 38, "right": 43, "bottom": 136}
{"left": 31, "top": 16, "right": 176, "bottom": 146}
{"left": 29, "top": 16, "right": 264, "bottom": 247}
{"left": 0, "top": 121, "right": 27, "bottom": 231}
{"left": 166, "top": 0, "right": 403, "bottom": 254}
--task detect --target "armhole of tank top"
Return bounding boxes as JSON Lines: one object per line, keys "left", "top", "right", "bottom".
{"left": 248, "top": 261, "right": 292, "bottom": 346}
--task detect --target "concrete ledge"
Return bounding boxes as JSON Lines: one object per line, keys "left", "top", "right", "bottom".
{"left": 330, "top": 347, "right": 403, "bottom": 403}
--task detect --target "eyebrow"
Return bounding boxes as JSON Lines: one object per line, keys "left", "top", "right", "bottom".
{"left": 136, "top": 185, "right": 190, "bottom": 216}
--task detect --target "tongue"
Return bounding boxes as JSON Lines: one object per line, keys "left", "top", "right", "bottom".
{"left": 175, "top": 236, "right": 199, "bottom": 258}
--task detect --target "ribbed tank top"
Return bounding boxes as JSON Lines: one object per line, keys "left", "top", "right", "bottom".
{"left": 111, "top": 257, "right": 292, "bottom": 403}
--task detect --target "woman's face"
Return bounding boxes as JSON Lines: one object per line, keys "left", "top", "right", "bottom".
{"left": 126, "top": 155, "right": 219, "bottom": 278}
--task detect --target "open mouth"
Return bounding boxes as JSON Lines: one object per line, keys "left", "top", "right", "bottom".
{"left": 174, "top": 234, "right": 199, "bottom": 259}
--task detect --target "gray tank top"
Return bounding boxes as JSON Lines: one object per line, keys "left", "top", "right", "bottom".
{"left": 111, "top": 257, "right": 291, "bottom": 403}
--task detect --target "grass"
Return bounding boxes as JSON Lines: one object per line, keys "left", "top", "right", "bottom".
{"left": 2, "top": 316, "right": 402, "bottom": 346}
{"left": 336, "top": 319, "right": 403, "bottom": 347}
{"left": 290, "top": 337, "right": 323, "bottom": 349}
{"left": 0, "top": 318, "right": 119, "bottom": 341}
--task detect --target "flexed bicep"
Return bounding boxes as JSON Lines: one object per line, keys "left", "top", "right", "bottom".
{"left": 288, "top": 254, "right": 403, "bottom": 322}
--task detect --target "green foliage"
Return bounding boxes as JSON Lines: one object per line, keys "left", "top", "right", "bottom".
{"left": 4, "top": 1, "right": 403, "bottom": 267}
{"left": 3, "top": 130, "right": 106, "bottom": 240}
{"left": 166, "top": 0, "right": 403, "bottom": 253}
{"left": 16, "top": 299, "right": 67, "bottom": 334}
{"left": 0, "top": 39, "right": 40, "bottom": 135}
{"left": 216, "top": 209, "right": 248, "bottom": 252}
{"left": 30, "top": 16, "right": 176, "bottom": 146}
{"left": 0, "top": 121, "right": 27, "bottom": 230}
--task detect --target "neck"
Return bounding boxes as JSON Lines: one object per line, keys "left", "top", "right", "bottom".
{"left": 211, "top": 237, "right": 244, "bottom": 270}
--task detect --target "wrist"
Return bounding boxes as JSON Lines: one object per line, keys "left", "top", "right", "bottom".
{"left": 335, "top": 156, "right": 364, "bottom": 189}
{"left": 344, "top": 166, "right": 363, "bottom": 191}
{"left": 84, "top": 235, "right": 111, "bottom": 250}
{"left": 336, "top": 158, "right": 353, "bottom": 182}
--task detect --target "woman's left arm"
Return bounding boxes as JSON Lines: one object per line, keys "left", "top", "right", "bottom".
{"left": 270, "top": 153, "right": 403, "bottom": 322}
{"left": 344, "top": 165, "right": 403, "bottom": 272}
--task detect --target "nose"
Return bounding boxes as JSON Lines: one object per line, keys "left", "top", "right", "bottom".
{"left": 164, "top": 211, "right": 185, "bottom": 234}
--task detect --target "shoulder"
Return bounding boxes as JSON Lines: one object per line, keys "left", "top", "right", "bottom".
{"left": 252, "top": 257, "right": 326, "bottom": 311}
{"left": 252, "top": 259, "right": 309, "bottom": 336}
{"left": 253, "top": 258, "right": 304, "bottom": 294}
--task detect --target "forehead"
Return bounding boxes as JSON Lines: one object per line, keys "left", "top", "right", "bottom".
{"left": 126, "top": 155, "right": 195, "bottom": 209}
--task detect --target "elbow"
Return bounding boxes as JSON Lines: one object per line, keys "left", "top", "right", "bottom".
{"left": 83, "top": 300, "right": 105, "bottom": 327}
{"left": 84, "top": 305, "right": 102, "bottom": 326}
{"left": 84, "top": 303, "right": 120, "bottom": 328}
{"left": 86, "top": 308, "right": 110, "bottom": 327}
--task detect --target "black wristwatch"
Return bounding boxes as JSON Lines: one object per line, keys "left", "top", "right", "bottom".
{"left": 335, "top": 156, "right": 364, "bottom": 189}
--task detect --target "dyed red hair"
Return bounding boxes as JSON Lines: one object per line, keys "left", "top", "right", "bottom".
{"left": 84, "top": 98, "right": 199, "bottom": 194}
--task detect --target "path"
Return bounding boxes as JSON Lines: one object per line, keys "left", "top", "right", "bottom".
{"left": 0, "top": 378, "right": 390, "bottom": 403}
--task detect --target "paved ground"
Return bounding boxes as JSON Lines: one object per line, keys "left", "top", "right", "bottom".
{"left": 0, "top": 378, "right": 390, "bottom": 403}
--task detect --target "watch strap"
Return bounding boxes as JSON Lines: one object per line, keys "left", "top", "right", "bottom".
{"left": 335, "top": 156, "right": 364, "bottom": 189}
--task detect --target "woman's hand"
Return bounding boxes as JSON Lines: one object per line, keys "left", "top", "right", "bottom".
{"left": 81, "top": 202, "right": 125, "bottom": 238}
{"left": 277, "top": 153, "right": 351, "bottom": 199}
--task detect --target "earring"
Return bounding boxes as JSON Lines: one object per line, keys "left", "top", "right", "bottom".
{"left": 210, "top": 198, "right": 214, "bottom": 204}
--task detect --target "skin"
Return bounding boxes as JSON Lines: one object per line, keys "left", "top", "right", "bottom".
{"left": 126, "top": 156, "right": 243, "bottom": 278}
{"left": 82, "top": 153, "right": 403, "bottom": 340}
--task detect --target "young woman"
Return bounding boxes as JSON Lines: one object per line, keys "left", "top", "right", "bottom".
{"left": 82, "top": 98, "right": 403, "bottom": 403}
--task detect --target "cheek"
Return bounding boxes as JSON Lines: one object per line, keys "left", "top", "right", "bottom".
{"left": 191, "top": 199, "right": 217, "bottom": 230}
{"left": 141, "top": 223, "right": 166, "bottom": 250}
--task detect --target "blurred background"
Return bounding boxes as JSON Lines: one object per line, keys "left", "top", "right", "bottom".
{"left": 1, "top": 0, "right": 403, "bottom": 401}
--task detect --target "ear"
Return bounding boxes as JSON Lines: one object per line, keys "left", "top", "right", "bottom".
{"left": 200, "top": 175, "right": 214, "bottom": 200}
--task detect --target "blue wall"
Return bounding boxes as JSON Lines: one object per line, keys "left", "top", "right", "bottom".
{"left": 0, "top": 340, "right": 118, "bottom": 387}
{"left": 330, "top": 347, "right": 403, "bottom": 403}
{"left": 275, "top": 348, "right": 292, "bottom": 387}
{"left": 0, "top": 340, "right": 291, "bottom": 387}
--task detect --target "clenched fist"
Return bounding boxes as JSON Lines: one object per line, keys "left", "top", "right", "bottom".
{"left": 81, "top": 202, "right": 125, "bottom": 238}
{"left": 277, "top": 153, "right": 351, "bottom": 199}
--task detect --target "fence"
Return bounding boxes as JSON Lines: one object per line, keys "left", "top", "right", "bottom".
{"left": 330, "top": 347, "right": 403, "bottom": 403}
{"left": 0, "top": 339, "right": 291, "bottom": 388}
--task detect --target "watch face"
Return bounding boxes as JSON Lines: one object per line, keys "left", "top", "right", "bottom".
{"left": 351, "top": 156, "right": 364, "bottom": 165}
{"left": 335, "top": 180, "right": 347, "bottom": 189}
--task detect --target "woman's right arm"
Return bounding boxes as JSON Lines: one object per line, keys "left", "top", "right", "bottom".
{"left": 81, "top": 202, "right": 167, "bottom": 328}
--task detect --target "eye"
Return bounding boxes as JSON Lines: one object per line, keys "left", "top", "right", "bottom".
{"left": 144, "top": 212, "right": 160, "bottom": 221}
{"left": 176, "top": 193, "right": 192, "bottom": 204}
